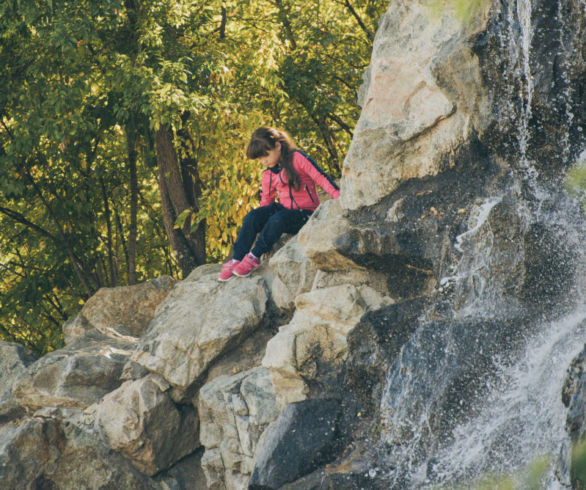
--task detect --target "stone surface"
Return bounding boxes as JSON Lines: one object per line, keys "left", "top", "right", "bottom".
{"left": 263, "top": 284, "right": 392, "bottom": 407}
{"left": 562, "top": 344, "right": 586, "bottom": 442}
{"left": 95, "top": 374, "right": 199, "bottom": 476}
{"left": 297, "top": 199, "right": 358, "bottom": 272}
{"left": 249, "top": 399, "right": 344, "bottom": 489}
{"left": 0, "top": 414, "right": 159, "bottom": 489}
{"left": 345, "top": 297, "right": 427, "bottom": 414}
{"left": 63, "top": 275, "right": 175, "bottom": 343}
{"left": 13, "top": 333, "right": 134, "bottom": 410}
{"left": 132, "top": 273, "right": 268, "bottom": 394}
{"left": 268, "top": 236, "right": 317, "bottom": 311}
{"left": 198, "top": 367, "right": 280, "bottom": 490}
{"left": 341, "top": 0, "right": 491, "bottom": 210}
{"left": 0, "top": 342, "right": 37, "bottom": 423}
{"left": 155, "top": 449, "right": 208, "bottom": 490}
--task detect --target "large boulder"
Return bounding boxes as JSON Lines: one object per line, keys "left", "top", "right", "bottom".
{"left": 95, "top": 374, "right": 199, "bottom": 476}
{"left": 132, "top": 273, "right": 268, "bottom": 398}
{"left": 340, "top": 0, "right": 491, "bottom": 210}
{"left": 198, "top": 367, "right": 280, "bottom": 490}
{"left": 296, "top": 199, "right": 358, "bottom": 272}
{"left": 249, "top": 399, "right": 345, "bottom": 489}
{"left": 13, "top": 333, "right": 134, "bottom": 410}
{"left": 63, "top": 275, "right": 175, "bottom": 343}
{"left": 0, "top": 342, "right": 37, "bottom": 423}
{"left": 263, "top": 284, "right": 392, "bottom": 407}
{"left": 268, "top": 236, "right": 317, "bottom": 311}
{"left": 0, "top": 414, "right": 159, "bottom": 489}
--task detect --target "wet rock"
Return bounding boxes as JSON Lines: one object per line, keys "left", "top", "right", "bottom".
{"left": 249, "top": 399, "right": 344, "bottom": 489}
{"left": 132, "top": 273, "right": 268, "bottom": 397}
{"left": 380, "top": 312, "right": 531, "bottom": 451}
{"left": 345, "top": 297, "right": 427, "bottom": 413}
{"left": 198, "top": 367, "right": 280, "bottom": 490}
{"left": 95, "top": 374, "right": 199, "bottom": 476}
{"left": 562, "top": 344, "right": 586, "bottom": 442}
{"left": 63, "top": 275, "right": 175, "bottom": 343}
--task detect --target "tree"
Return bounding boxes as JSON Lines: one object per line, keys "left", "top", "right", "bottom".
{"left": 0, "top": 0, "right": 389, "bottom": 353}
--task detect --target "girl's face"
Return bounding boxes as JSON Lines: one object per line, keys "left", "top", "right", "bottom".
{"left": 259, "top": 142, "right": 281, "bottom": 168}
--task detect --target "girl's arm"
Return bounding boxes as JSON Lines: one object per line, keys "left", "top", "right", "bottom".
{"left": 260, "top": 169, "right": 277, "bottom": 206}
{"left": 294, "top": 151, "right": 340, "bottom": 199}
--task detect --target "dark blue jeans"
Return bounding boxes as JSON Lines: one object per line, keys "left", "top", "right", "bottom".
{"left": 233, "top": 203, "right": 312, "bottom": 260}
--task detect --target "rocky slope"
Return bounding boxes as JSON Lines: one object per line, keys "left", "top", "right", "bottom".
{"left": 1, "top": 0, "right": 585, "bottom": 488}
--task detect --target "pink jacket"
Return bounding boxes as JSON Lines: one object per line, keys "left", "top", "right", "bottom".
{"left": 260, "top": 150, "right": 340, "bottom": 211}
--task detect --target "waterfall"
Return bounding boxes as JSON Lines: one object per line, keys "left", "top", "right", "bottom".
{"left": 375, "top": 0, "right": 586, "bottom": 487}
{"left": 427, "top": 308, "right": 586, "bottom": 488}
{"left": 515, "top": 0, "right": 533, "bottom": 168}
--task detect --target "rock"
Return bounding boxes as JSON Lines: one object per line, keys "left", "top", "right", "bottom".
{"left": 562, "top": 344, "right": 586, "bottom": 442}
{"left": 263, "top": 284, "right": 392, "bottom": 407}
{"left": 341, "top": 0, "right": 491, "bottom": 210}
{"left": 268, "top": 236, "right": 317, "bottom": 311}
{"left": 297, "top": 199, "right": 358, "bottom": 272}
{"left": 198, "top": 367, "right": 280, "bottom": 490}
{"left": 13, "top": 333, "right": 134, "bottom": 410}
{"left": 561, "top": 344, "right": 586, "bottom": 490}
{"left": 95, "top": 374, "right": 199, "bottom": 476}
{"left": 155, "top": 448, "right": 208, "bottom": 490}
{"left": 0, "top": 342, "right": 37, "bottom": 423}
{"left": 185, "top": 263, "right": 223, "bottom": 282}
{"left": 63, "top": 275, "right": 176, "bottom": 343}
{"left": 204, "top": 326, "right": 276, "bottom": 383}
{"left": 132, "top": 274, "right": 268, "bottom": 398}
{"left": 345, "top": 297, "right": 427, "bottom": 413}
{"left": 249, "top": 399, "right": 344, "bottom": 489}
{"left": 0, "top": 415, "right": 159, "bottom": 489}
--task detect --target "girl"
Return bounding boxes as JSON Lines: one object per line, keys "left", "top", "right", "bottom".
{"left": 218, "top": 127, "right": 340, "bottom": 281}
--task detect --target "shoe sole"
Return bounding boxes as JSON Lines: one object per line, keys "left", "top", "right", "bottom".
{"left": 232, "top": 271, "right": 253, "bottom": 278}
{"left": 217, "top": 275, "right": 235, "bottom": 282}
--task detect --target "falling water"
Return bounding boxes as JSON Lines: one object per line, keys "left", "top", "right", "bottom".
{"left": 375, "top": 0, "right": 586, "bottom": 487}
{"left": 427, "top": 307, "right": 586, "bottom": 488}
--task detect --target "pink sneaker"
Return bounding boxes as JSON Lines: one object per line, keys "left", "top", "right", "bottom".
{"left": 218, "top": 259, "right": 239, "bottom": 281}
{"left": 232, "top": 253, "right": 260, "bottom": 277}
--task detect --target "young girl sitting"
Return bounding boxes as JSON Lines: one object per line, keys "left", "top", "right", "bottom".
{"left": 218, "top": 127, "right": 340, "bottom": 281}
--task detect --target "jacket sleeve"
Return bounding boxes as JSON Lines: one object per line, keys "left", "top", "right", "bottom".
{"left": 294, "top": 152, "right": 340, "bottom": 199}
{"left": 259, "top": 170, "right": 277, "bottom": 206}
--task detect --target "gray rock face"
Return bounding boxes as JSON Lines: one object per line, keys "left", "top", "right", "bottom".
{"left": 132, "top": 274, "right": 268, "bottom": 396}
{"left": 0, "top": 342, "right": 37, "bottom": 423}
{"left": 13, "top": 333, "right": 134, "bottom": 410}
{"left": 198, "top": 367, "right": 280, "bottom": 490}
{"left": 0, "top": 415, "right": 159, "bottom": 489}
{"left": 263, "top": 284, "right": 392, "bottom": 408}
{"left": 249, "top": 399, "right": 344, "bottom": 489}
{"left": 63, "top": 275, "right": 175, "bottom": 343}
{"left": 268, "top": 236, "right": 317, "bottom": 311}
{"left": 95, "top": 374, "right": 199, "bottom": 476}
{"left": 563, "top": 345, "right": 586, "bottom": 442}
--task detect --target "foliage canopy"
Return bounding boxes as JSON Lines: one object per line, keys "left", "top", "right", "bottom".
{"left": 0, "top": 0, "right": 388, "bottom": 354}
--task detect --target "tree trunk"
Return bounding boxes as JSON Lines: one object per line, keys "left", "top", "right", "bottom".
{"left": 154, "top": 123, "right": 205, "bottom": 277}
{"left": 127, "top": 122, "right": 139, "bottom": 285}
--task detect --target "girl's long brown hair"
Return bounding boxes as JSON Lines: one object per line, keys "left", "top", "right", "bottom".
{"left": 246, "top": 127, "right": 301, "bottom": 190}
